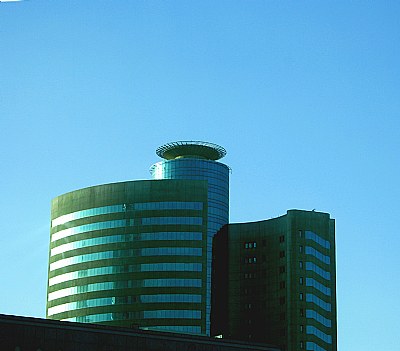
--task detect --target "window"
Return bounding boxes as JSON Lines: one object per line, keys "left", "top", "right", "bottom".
{"left": 279, "top": 251, "right": 285, "bottom": 258}
{"left": 299, "top": 230, "right": 303, "bottom": 238}
{"left": 279, "top": 235, "right": 285, "bottom": 243}
{"left": 299, "top": 261, "right": 303, "bottom": 269}
{"left": 245, "top": 257, "right": 257, "bottom": 264}
{"left": 299, "top": 245, "right": 303, "bottom": 253}
{"left": 300, "top": 308, "right": 304, "bottom": 317}
{"left": 300, "top": 277, "right": 303, "bottom": 285}
{"left": 279, "top": 266, "right": 285, "bottom": 274}
{"left": 244, "top": 241, "right": 257, "bottom": 249}
{"left": 280, "top": 281, "right": 286, "bottom": 289}
{"left": 300, "top": 293, "right": 303, "bottom": 301}
{"left": 300, "top": 325, "right": 304, "bottom": 333}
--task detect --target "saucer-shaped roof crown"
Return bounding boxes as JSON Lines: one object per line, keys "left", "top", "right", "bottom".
{"left": 156, "top": 141, "right": 226, "bottom": 160}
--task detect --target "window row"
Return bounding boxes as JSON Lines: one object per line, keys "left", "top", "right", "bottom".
{"left": 52, "top": 217, "right": 203, "bottom": 242}
{"left": 306, "top": 278, "right": 331, "bottom": 296}
{"left": 145, "top": 326, "right": 201, "bottom": 334}
{"left": 50, "top": 248, "right": 202, "bottom": 271}
{"left": 306, "top": 293, "right": 331, "bottom": 312}
{"left": 51, "top": 232, "right": 203, "bottom": 257}
{"left": 306, "top": 309, "right": 332, "bottom": 328}
{"left": 141, "top": 217, "right": 203, "bottom": 225}
{"left": 305, "top": 246, "right": 330, "bottom": 265}
{"left": 49, "top": 294, "right": 202, "bottom": 316}
{"left": 305, "top": 262, "right": 331, "bottom": 280}
{"left": 306, "top": 325, "right": 332, "bottom": 344}
{"left": 48, "top": 263, "right": 202, "bottom": 287}
{"left": 52, "top": 202, "right": 204, "bottom": 228}
{"left": 244, "top": 242, "right": 257, "bottom": 249}
{"left": 244, "top": 257, "right": 257, "bottom": 264}
{"left": 52, "top": 220, "right": 127, "bottom": 242}
{"left": 143, "top": 310, "right": 201, "bottom": 319}
{"left": 305, "top": 231, "right": 331, "bottom": 249}
{"left": 49, "top": 276, "right": 203, "bottom": 302}
{"left": 60, "top": 308, "right": 202, "bottom": 322}
{"left": 140, "top": 294, "right": 201, "bottom": 303}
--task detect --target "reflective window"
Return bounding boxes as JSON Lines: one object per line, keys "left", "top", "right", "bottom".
{"left": 306, "top": 325, "right": 332, "bottom": 344}
{"left": 52, "top": 202, "right": 203, "bottom": 228}
{"left": 305, "top": 231, "right": 330, "bottom": 249}
{"left": 306, "top": 278, "right": 331, "bottom": 296}
{"left": 305, "top": 246, "right": 330, "bottom": 265}
{"left": 143, "top": 279, "right": 201, "bottom": 287}
{"left": 49, "top": 294, "right": 202, "bottom": 316}
{"left": 48, "top": 263, "right": 202, "bottom": 286}
{"left": 52, "top": 220, "right": 127, "bottom": 242}
{"left": 139, "top": 232, "right": 202, "bottom": 241}
{"left": 143, "top": 310, "right": 201, "bottom": 319}
{"left": 48, "top": 297, "right": 115, "bottom": 316}
{"left": 62, "top": 313, "right": 114, "bottom": 323}
{"left": 306, "top": 309, "right": 332, "bottom": 328}
{"left": 135, "top": 202, "right": 203, "bottom": 211}
{"left": 306, "top": 293, "right": 331, "bottom": 312}
{"left": 141, "top": 263, "right": 202, "bottom": 272}
{"left": 141, "top": 247, "right": 202, "bottom": 256}
{"left": 52, "top": 205, "right": 124, "bottom": 228}
{"left": 51, "top": 232, "right": 203, "bottom": 256}
{"left": 140, "top": 294, "right": 201, "bottom": 303}
{"left": 48, "top": 281, "right": 115, "bottom": 301}
{"left": 51, "top": 235, "right": 126, "bottom": 256}
{"left": 145, "top": 326, "right": 201, "bottom": 334}
{"left": 141, "top": 217, "right": 202, "bottom": 225}
{"left": 305, "top": 262, "right": 331, "bottom": 280}
{"left": 50, "top": 248, "right": 202, "bottom": 271}
{"left": 306, "top": 342, "right": 327, "bottom": 351}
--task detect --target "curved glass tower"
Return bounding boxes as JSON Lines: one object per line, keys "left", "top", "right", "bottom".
{"left": 47, "top": 141, "right": 229, "bottom": 336}
{"left": 47, "top": 179, "right": 209, "bottom": 334}
{"left": 150, "top": 141, "right": 230, "bottom": 334}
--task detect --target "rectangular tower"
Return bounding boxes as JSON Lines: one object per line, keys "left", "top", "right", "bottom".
{"left": 212, "top": 210, "right": 337, "bottom": 351}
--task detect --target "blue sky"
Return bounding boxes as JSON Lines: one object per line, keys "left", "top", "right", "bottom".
{"left": 1, "top": 1, "right": 399, "bottom": 349}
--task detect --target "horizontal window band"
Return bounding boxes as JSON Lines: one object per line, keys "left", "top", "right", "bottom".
{"left": 50, "top": 248, "right": 203, "bottom": 271}
{"left": 51, "top": 232, "right": 203, "bottom": 256}
{"left": 48, "top": 263, "right": 203, "bottom": 286}
{"left": 52, "top": 202, "right": 204, "bottom": 228}
{"left": 48, "top": 294, "right": 202, "bottom": 315}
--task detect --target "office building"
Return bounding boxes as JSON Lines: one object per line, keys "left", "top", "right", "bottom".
{"left": 212, "top": 210, "right": 337, "bottom": 351}
{"left": 47, "top": 141, "right": 336, "bottom": 351}
{"left": 47, "top": 141, "right": 229, "bottom": 336}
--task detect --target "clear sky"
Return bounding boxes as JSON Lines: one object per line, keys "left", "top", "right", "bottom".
{"left": 1, "top": 1, "right": 399, "bottom": 349}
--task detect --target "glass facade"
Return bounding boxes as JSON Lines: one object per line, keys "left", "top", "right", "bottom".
{"left": 47, "top": 179, "right": 208, "bottom": 333}
{"left": 150, "top": 150, "right": 230, "bottom": 335}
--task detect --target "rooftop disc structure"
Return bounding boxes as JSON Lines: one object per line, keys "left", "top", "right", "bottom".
{"left": 156, "top": 141, "right": 227, "bottom": 160}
